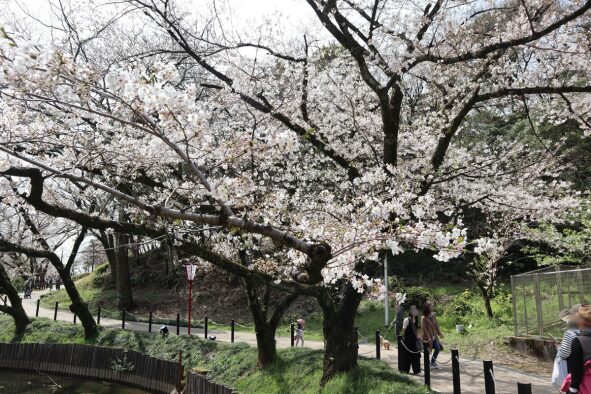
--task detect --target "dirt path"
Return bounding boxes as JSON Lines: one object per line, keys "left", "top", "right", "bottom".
{"left": 16, "top": 291, "right": 556, "bottom": 394}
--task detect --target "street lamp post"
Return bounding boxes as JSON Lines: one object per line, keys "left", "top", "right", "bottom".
{"left": 185, "top": 264, "right": 198, "bottom": 335}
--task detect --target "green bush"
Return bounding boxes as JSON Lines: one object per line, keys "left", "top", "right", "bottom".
{"left": 92, "top": 267, "right": 112, "bottom": 289}
{"left": 11, "top": 276, "right": 25, "bottom": 292}
{"left": 402, "top": 286, "right": 433, "bottom": 309}
{"left": 442, "top": 290, "right": 479, "bottom": 317}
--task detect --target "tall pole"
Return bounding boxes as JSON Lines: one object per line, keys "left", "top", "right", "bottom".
{"left": 384, "top": 253, "right": 389, "bottom": 326}
{"left": 188, "top": 279, "right": 193, "bottom": 335}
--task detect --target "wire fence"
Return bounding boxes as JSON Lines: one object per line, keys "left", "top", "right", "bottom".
{"left": 511, "top": 266, "right": 591, "bottom": 337}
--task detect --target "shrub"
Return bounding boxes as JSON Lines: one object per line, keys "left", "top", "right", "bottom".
{"left": 11, "top": 276, "right": 25, "bottom": 292}
{"left": 442, "top": 290, "right": 479, "bottom": 317}
{"left": 402, "top": 286, "right": 433, "bottom": 309}
{"left": 92, "top": 268, "right": 112, "bottom": 289}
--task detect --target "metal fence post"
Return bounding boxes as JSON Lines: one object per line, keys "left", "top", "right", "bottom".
{"left": 122, "top": 309, "right": 126, "bottom": 330}
{"left": 204, "top": 316, "right": 208, "bottom": 339}
{"left": 484, "top": 360, "right": 494, "bottom": 394}
{"left": 97, "top": 307, "right": 101, "bottom": 325}
{"left": 54, "top": 302, "right": 58, "bottom": 321}
{"left": 423, "top": 342, "right": 430, "bottom": 388}
{"left": 534, "top": 274, "right": 544, "bottom": 336}
{"left": 231, "top": 320, "right": 235, "bottom": 343}
{"left": 148, "top": 312, "right": 152, "bottom": 333}
{"left": 555, "top": 266, "right": 564, "bottom": 311}
{"left": 176, "top": 313, "right": 180, "bottom": 335}
{"left": 517, "top": 382, "right": 532, "bottom": 394}
{"left": 36, "top": 299, "right": 40, "bottom": 317}
{"left": 73, "top": 313, "right": 76, "bottom": 324}
{"left": 290, "top": 323, "right": 295, "bottom": 347}
{"left": 510, "top": 276, "right": 518, "bottom": 336}
{"left": 452, "top": 349, "right": 461, "bottom": 394}
{"left": 375, "top": 330, "right": 381, "bottom": 360}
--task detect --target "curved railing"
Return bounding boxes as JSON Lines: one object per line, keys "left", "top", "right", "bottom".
{"left": 0, "top": 343, "right": 180, "bottom": 393}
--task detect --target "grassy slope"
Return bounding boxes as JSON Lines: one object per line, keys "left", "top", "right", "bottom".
{"left": 0, "top": 316, "right": 427, "bottom": 394}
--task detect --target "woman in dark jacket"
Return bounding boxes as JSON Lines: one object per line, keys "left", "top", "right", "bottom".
{"left": 400, "top": 305, "right": 421, "bottom": 375}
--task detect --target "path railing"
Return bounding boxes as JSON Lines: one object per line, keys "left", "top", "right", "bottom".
{"left": 186, "top": 371, "right": 236, "bottom": 394}
{"left": 0, "top": 342, "right": 180, "bottom": 393}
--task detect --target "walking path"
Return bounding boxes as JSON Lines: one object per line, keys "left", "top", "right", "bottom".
{"left": 14, "top": 291, "right": 556, "bottom": 394}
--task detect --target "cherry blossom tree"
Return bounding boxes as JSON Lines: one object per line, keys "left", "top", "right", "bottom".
{"left": 1, "top": 0, "right": 590, "bottom": 382}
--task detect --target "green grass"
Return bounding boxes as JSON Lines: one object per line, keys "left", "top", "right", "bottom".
{"left": 39, "top": 265, "right": 118, "bottom": 312}
{"left": 0, "top": 316, "right": 428, "bottom": 394}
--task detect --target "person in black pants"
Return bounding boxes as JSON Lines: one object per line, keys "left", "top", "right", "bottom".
{"left": 400, "top": 305, "right": 421, "bottom": 375}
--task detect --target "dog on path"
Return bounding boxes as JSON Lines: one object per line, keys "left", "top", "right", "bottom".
{"left": 380, "top": 335, "right": 391, "bottom": 350}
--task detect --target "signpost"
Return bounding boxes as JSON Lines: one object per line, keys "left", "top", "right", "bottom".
{"left": 185, "top": 264, "right": 198, "bottom": 335}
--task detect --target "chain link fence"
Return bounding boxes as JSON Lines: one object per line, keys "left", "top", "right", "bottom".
{"left": 511, "top": 266, "right": 591, "bottom": 338}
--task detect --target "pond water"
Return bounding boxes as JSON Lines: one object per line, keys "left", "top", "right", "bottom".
{"left": 0, "top": 370, "right": 148, "bottom": 393}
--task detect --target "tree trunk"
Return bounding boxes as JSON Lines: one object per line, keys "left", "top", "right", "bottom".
{"left": 98, "top": 232, "right": 117, "bottom": 285}
{"left": 243, "top": 276, "right": 297, "bottom": 368}
{"left": 253, "top": 320, "right": 278, "bottom": 367}
{"left": 477, "top": 283, "right": 494, "bottom": 318}
{"left": 57, "top": 268, "right": 99, "bottom": 338}
{"left": 317, "top": 285, "right": 363, "bottom": 384}
{"left": 0, "top": 264, "right": 30, "bottom": 334}
{"left": 115, "top": 231, "right": 135, "bottom": 310}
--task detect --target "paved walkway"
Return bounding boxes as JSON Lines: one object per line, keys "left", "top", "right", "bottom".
{"left": 13, "top": 291, "right": 556, "bottom": 394}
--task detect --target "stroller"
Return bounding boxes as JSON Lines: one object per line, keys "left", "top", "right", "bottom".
{"left": 23, "top": 286, "right": 32, "bottom": 299}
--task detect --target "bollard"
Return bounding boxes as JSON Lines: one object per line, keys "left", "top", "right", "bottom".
{"left": 73, "top": 313, "right": 77, "bottom": 324}
{"left": 176, "top": 313, "right": 180, "bottom": 335}
{"left": 517, "top": 382, "right": 532, "bottom": 394}
{"left": 54, "top": 302, "right": 58, "bottom": 321}
{"left": 423, "top": 342, "right": 430, "bottom": 388}
{"left": 122, "top": 309, "right": 126, "bottom": 330}
{"left": 484, "top": 360, "right": 494, "bottom": 394}
{"left": 97, "top": 307, "right": 101, "bottom": 325}
{"left": 231, "top": 320, "right": 235, "bottom": 343}
{"left": 452, "top": 349, "right": 461, "bottom": 394}
{"left": 397, "top": 335, "right": 403, "bottom": 372}
{"left": 375, "top": 330, "right": 381, "bottom": 360}
{"left": 205, "top": 316, "right": 208, "bottom": 339}
{"left": 290, "top": 323, "right": 295, "bottom": 347}
{"left": 148, "top": 312, "right": 153, "bottom": 333}
{"left": 36, "top": 299, "right": 40, "bottom": 317}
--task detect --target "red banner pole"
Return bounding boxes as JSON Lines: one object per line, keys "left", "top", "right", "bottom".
{"left": 188, "top": 280, "right": 192, "bottom": 335}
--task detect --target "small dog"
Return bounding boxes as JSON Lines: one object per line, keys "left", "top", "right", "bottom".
{"left": 159, "top": 325, "right": 169, "bottom": 337}
{"left": 380, "top": 335, "right": 390, "bottom": 350}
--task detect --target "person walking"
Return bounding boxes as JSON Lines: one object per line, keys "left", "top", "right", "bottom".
{"left": 400, "top": 305, "right": 421, "bottom": 375}
{"left": 295, "top": 318, "right": 305, "bottom": 347}
{"left": 553, "top": 304, "right": 581, "bottom": 389}
{"left": 562, "top": 305, "right": 591, "bottom": 393}
{"left": 421, "top": 301, "right": 444, "bottom": 370}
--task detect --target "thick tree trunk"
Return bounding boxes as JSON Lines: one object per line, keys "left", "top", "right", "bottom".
{"left": 0, "top": 264, "right": 30, "bottom": 334}
{"left": 243, "top": 276, "right": 297, "bottom": 368}
{"left": 477, "top": 283, "right": 494, "bottom": 318}
{"left": 317, "top": 285, "right": 363, "bottom": 384}
{"left": 57, "top": 268, "right": 99, "bottom": 338}
{"left": 253, "top": 320, "right": 278, "bottom": 367}
{"left": 115, "top": 231, "right": 135, "bottom": 310}
{"left": 98, "top": 232, "right": 117, "bottom": 285}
